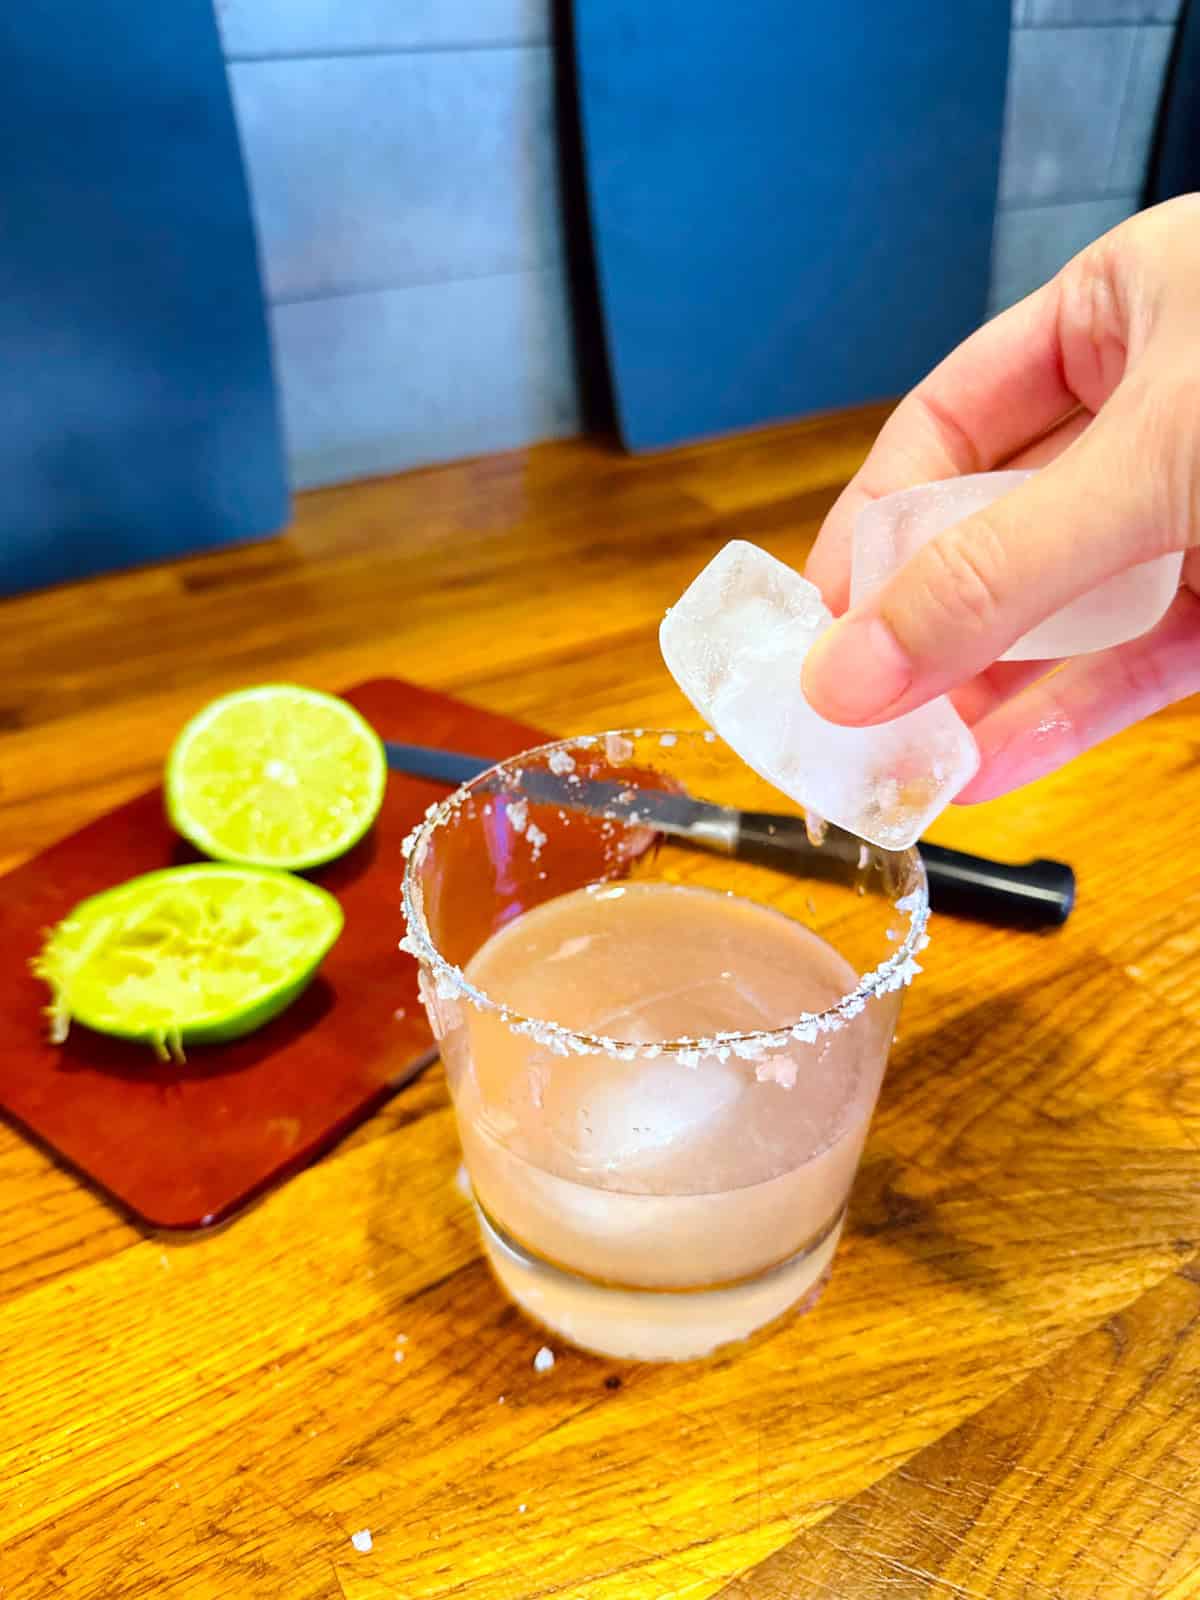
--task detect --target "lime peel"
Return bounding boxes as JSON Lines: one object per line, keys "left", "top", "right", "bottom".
{"left": 33, "top": 864, "right": 343, "bottom": 1061}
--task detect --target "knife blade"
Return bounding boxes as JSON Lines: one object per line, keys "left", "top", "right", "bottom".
{"left": 385, "top": 741, "right": 1075, "bottom": 928}
{"left": 386, "top": 740, "right": 744, "bottom": 848}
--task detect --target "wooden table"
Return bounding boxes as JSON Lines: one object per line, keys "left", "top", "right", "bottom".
{"left": 3, "top": 406, "right": 1199, "bottom": 1599}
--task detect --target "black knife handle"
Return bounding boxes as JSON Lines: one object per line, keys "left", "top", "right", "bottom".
{"left": 917, "top": 842, "right": 1075, "bottom": 928}
{"left": 734, "top": 814, "right": 1075, "bottom": 929}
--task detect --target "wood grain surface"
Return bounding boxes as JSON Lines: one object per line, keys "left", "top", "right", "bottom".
{"left": 3, "top": 405, "right": 1199, "bottom": 1599}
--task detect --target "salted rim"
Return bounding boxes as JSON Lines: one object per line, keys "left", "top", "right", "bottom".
{"left": 399, "top": 731, "right": 929, "bottom": 1066}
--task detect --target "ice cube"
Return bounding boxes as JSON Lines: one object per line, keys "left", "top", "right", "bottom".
{"left": 851, "top": 470, "right": 1184, "bottom": 660}
{"left": 660, "top": 540, "right": 978, "bottom": 850}
{"left": 554, "top": 1057, "right": 743, "bottom": 1174}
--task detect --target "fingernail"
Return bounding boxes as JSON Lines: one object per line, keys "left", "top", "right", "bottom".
{"left": 803, "top": 616, "right": 913, "bottom": 724}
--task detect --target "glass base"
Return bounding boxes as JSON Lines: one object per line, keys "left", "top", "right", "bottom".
{"left": 476, "top": 1204, "right": 845, "bottom": 1362}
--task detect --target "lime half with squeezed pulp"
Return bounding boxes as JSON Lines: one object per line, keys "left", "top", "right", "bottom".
{"left": 166, "top": 684, "right": 387, "bottom": 871}
{"left": 33, "top": 864, "right": 343, "bottom": 1061}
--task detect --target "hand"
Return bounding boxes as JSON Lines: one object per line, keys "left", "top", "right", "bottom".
{"left": 801, "top": 195, "right": 1200, "bottom": 803}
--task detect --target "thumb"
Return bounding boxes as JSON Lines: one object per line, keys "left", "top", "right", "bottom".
{"left": 801, "top": 403, "right": 1177, "bottom": 726}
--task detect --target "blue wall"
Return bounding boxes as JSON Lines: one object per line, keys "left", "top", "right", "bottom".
{"left": 217, "top": 0, "right": 578, "bottom": 489}
{"left": 990, "top": 1, "right": 1180, "bottom": 312}
{"left": 217, "top": 1, "right": 1181, "bottom": 486}
{"left": 0, "top": 0, "right": 288, "bottom": 595}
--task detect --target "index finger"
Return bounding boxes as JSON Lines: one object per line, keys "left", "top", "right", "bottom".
{"left": 805, "top": 275, "right": 1081, "bottom": 614}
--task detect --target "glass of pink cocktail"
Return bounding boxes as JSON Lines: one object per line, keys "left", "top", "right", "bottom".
{"left": 402, "top": 731, "right": 927, "bottom": 1362}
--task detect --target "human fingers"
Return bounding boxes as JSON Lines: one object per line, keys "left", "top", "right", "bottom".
{"left": 802, "top": 386, "right": 1184, "bottom": 726}
{"left": 805, "top": 278, "right": 1089, "bottom": 613}
{"left": 957, "top": 585, "right": 1200, "bottom": 803}
{"left": 1003, "top": 406, "right": 1092, "bottom": 470}
{"left": 950, "top": 659, "right": 1060, "bottom": 727}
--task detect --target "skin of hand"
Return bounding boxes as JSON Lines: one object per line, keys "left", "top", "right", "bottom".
{"left": 801, "top": 194, "right": 1200, "bottom": 803}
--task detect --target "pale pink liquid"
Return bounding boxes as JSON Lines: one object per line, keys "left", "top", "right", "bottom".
{"left": 441, "top": 882, "right": 895, "bottom": 1359}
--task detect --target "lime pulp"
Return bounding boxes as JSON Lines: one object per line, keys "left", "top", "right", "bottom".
{"left": 33, "top": 863, "right": 344, "bottom": 1061}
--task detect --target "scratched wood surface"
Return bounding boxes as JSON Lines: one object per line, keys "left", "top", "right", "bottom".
{"left": 2, "top": 405, "right": 1200, "bottom": 1600}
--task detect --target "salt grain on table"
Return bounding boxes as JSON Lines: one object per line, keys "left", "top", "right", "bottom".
{"left": 351, "top": 1530, "right": 372, "bottom": 1553}
{"left": 533, "top": 1346, "right": 555, "bottom": 1373}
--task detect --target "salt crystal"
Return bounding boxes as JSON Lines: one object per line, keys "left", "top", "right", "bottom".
{"left": 528, "top": 1061, "right": 548, "bottom": 1108}
{"left": 526, "top": 822, "right": 547, "bottom": 859}
{"left": 507, "top": 798, "right": 529, "bottom": 834}
{"left": 852, "top": 471, "right": 1184, "bottom": 660}
{"left": 393, "top": 1349, "right": 405, "bottom": 1364}
{"left": 658, "top": 732, "right": 678, "bottom": 747}
{"left": 660, "top": 540, "right": 978, "bottom": 849}
{"left": 518, "top": 1504, "right": 527, "bottom": 1514}
{"left": 548, "top": 748, "right": 576, "bottom": 775}
{"left": 533, "top": 1346, "right": 555, "bottom": 1373}
{"left": 755, "top": 1055, "right": 799, "bottom": 1089}
{"left": 351, "top": 1530, "right": 373, "bottom": 1553}
{"left": 604, "top": 733, "right": 635, "bottom": 764}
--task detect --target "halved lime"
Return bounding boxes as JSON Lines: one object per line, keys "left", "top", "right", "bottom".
{"left": 166, "top": 684, "right": 387, "bottom": 870}
{"left": 33, "top": 864, "right": 343, "bottom": 1061}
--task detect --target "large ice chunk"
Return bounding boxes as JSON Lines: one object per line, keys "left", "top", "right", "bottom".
{"left": 660, "top": 540, "right": 978, "bottom": 849}
{"left": 851, "top": 470, "right": 1184, "bottom": 661}
{"left": 552, "top": 1056, "right": 744, "bottom": 1176}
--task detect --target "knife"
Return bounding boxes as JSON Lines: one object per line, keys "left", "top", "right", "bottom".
{"left": 385, "top": 742, "right": 1075, "bottom": 929}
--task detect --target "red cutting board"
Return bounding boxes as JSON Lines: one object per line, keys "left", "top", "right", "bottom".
{"left": 0, "top": 679, "right": 545, "bottom": 1231}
